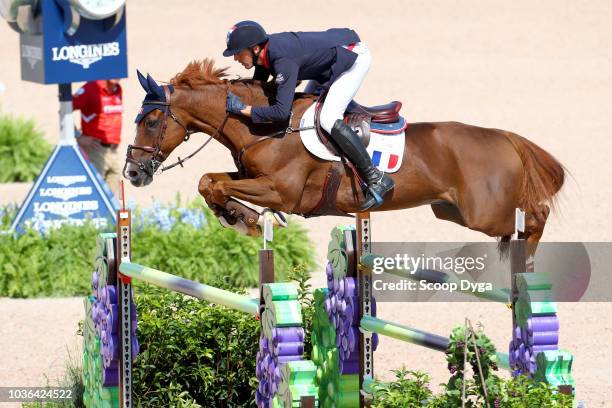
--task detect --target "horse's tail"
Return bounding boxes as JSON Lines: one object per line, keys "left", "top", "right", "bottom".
{"left": 503, "top": 132, "right": 565, "bottom": 215}
{"left": 496, "top": 132, "right": 565, "bottom": 255}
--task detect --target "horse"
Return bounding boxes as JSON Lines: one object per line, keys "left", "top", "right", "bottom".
{"left": 124, "top": 59, "right": 565, "bottom": 262}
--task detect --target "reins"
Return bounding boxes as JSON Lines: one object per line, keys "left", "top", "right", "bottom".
{"left": 125, "top": 81, "right": 315, "bottom": 178}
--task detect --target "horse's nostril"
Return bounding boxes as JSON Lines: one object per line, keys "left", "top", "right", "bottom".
{"left": 128, "top": 170, "right": 139, "bottom": 179}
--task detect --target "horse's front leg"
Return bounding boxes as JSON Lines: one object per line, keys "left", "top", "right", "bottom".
{"left": 211, "top": 176, "right": 284, "bottom": 211}
{"left": 200, "top": 174, "right": 285, "bottom": 236}
{"left": 198, "top": 172, "right": 240, "bottom": 218}
{"left": 210, "top": 176, "right": 289, "bottom": 236}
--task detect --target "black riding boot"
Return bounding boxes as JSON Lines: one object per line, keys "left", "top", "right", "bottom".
{"left": 330, "top": 120, "right": 395, "bottom": 210}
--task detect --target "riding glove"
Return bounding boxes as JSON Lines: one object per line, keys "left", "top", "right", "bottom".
{"left": 226, "top": 91, "right": 246, "bottom": 115}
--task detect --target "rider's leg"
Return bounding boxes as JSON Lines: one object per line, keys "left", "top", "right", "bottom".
{"left": 319, "top": 43, "right": 395, "bottom": 210}
{"left": 318, "top": 42, "right": 371, "bottom": 133}
{"left": 328, "top": 120, "right": 395, "bottom": 210}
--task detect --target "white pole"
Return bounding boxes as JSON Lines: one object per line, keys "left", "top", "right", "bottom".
{"left": 58, "top": 83, "right": 76, "bottom": 146}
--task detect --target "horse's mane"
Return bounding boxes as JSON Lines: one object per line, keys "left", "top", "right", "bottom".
{"left": 169, "top": 58, "right": 318, "bottom": 104}
{"left": 170, "top": 58, "right": 229, "bottom": 88}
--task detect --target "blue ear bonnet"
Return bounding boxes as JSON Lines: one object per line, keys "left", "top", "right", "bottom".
{"left": 135, "top": 70, "right": 174, "bottom": 123}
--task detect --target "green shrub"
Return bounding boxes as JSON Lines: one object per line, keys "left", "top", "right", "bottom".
{"left": 443, "top": 325, "right": 503, "bottom": 407}
{"left": 0, "top": 202, "right": 315, "bottom": 297}
{"left": 0, "top": 114, "right": 52, "bottom": 182}
{"left": 128, "top": 252, "right": 314, "bottom": 407}
{"left": 132, "top": 286, "right": 260, "bottom": 407}
{"left": 132, "top": 205, "right": 315, "bottom": 289}
{"left": 0, "top": 221, "right": 102, "bottom": 297}
{"left": 370, "top": 326, "right": 573, "bottom": 407}
{"left": 0, "top": 203, "right": 17, "bottom": 229}
{"left": 371, "top": 369, "right": 436, "bottom": 408}
{"left": 371, "top": 369, "right": 572, "bottom": 407}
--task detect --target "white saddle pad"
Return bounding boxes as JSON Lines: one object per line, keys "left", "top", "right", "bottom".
{"left": 298, "top": 103, "right": 405, "bottom": 173}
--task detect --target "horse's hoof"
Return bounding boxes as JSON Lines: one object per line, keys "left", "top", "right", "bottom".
{"left": 218, "top": 215, "right": 262, "bottom": 237}
{"left": 226, "top": 199, "right": 260, "bottom": 227}
{"left": 218, "top": 216, "right": 249, "bottom": 235}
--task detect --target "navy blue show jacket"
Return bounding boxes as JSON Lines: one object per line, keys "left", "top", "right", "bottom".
{"left": 250, "top": 28, "right": 360, "bottom": 123}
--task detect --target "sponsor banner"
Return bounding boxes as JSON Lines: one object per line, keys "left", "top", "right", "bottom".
{"left": 51, "top": 42, "right": 121, "bottom": 69}
{"left": 20, "top": 1, "right": 127, "bottom": 84}
{"left": 40, "top": 186, "right": 93, "bottom": 201}
{"left": 24, "top": 216, "right": 109, "bottom": 231}
{"left": 10, "top": 144, "right": 118, "bottom": 234}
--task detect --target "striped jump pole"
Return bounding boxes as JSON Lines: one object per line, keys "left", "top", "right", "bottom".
{"left": 118, "top": 262, "right": 259, "bottom": 316}
{"left": 360, "top": 315, "right": 510, "bottom": 370}
{"left": 360, "top": 315, "right": 448, "bottom": 352}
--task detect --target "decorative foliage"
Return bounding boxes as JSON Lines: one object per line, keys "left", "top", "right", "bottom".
{"left": 132, "top": 286, "right": 261, "bottom": 407}
{"left": 444, "top": 323, "right": 503, "bottom": 407}
{"left": 370, "top": 369, "right": 435, "bottom": 408}
{"left": 0, "top": 114, "right": 52, "bottom": 182}
{"left": 0, "top": 200, "right": 315, "bottom": 297}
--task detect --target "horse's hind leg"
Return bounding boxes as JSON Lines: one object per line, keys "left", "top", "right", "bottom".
{"left": 439, "top": 183, "right": 517, "bottom": 240}
{"left": 523, "top": 204, "right": 550, "bottom": 271}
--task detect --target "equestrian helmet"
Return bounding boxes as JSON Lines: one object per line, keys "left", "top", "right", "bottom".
{"left": 223, "top": 20, "right": 268, "bottom": 57}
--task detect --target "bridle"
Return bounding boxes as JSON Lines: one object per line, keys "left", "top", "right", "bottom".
{"left": 124, "top": 81, "right": 314, "bottom": 180}
{"left": 123, "top": 84, "right": 229, "bottom": 179}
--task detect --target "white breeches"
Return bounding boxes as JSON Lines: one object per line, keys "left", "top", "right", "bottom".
{"left": 304, "top": 42, "right": 372, "bottom": 133}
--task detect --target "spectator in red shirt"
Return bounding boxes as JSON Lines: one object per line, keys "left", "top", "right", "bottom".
{"left": 73, "top": 79, "right": 123, "bottom": 196}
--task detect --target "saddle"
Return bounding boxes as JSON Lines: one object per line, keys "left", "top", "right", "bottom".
{"left": 304, "top": 96, "right": 406, "bottom": 218}
{"left": 346, "top": 100, "right": 402, "bottom": 124}
{"left": 314, "top": 95, "right": 403, "bottom": 154}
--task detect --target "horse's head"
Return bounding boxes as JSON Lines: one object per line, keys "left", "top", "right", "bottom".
{"left": 124, "top": 70, "right": 192, "bottom": 187}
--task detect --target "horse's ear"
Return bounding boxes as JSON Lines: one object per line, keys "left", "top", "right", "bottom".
{"left": 137, "top": 70, "right": 149, "bottom": 92}
{"left": 146, "top": 74, "right": 165, "bottom": 100}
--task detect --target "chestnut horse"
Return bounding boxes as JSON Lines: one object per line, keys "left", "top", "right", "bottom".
{"left": 125, "top": 59, "right": 564, "bottom": 259}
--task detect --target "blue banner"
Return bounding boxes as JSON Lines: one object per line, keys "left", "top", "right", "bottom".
{"left": 20, "top": 0, "right": 128, "bottom": 84}
{"left": 10, "top": 144, "right": 119, "bottom": 234}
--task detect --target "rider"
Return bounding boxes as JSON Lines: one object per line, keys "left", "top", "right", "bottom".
{"left": 222, "top": 20, "right": 394, "bottom": 210}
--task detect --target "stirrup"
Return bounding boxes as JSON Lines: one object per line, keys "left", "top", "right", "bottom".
{"left": 359, "top": 188, "right": 384, "bottom": 211}
{"left": 359, "top": 173, "right": 394, "bottom": 210}
{"left": 367, "top": 186, "right": 384, "bottom": 206}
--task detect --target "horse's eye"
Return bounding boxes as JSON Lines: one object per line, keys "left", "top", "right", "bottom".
{"left": 145, "top": 119, "right": 157, "bottom": 129}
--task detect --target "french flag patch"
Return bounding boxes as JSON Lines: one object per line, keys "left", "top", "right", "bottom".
{"left": 371, "top": 151, "right": 400, "bottom": 171}
{"left": 366, "top": 117, "right": 406, "bottom": 173}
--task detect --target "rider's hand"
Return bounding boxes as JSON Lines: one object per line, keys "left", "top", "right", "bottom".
{"left": 226, "top": 91, "right": 247, "bottom": 115}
